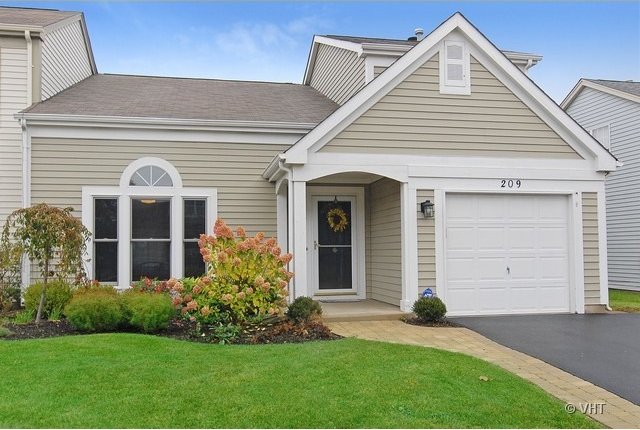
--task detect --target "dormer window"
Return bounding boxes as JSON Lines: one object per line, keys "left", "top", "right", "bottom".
{"left": 440, "top": 40, "right": 470, "bottom": 95}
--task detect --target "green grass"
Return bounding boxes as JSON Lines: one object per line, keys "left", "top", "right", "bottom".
{"left": 0, "top": 335, "right": 598, "bottom": 428}
{"left": 610, "top": 288, "right": 640, "bottom": 312}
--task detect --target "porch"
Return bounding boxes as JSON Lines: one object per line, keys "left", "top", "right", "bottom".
{"left": 320, "top": 299, "right": 409, "bottom": 322}
{"left": 274, "top": 170, "right": 426, "bottom": 312}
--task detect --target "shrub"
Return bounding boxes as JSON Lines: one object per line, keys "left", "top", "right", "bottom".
{"left": 0, "top": 239, "right": 21, "bottom": 315}
{"left": 24, "top": 281, "right": 74, "bottom": 319}
{"left": 0, "top": 326, "right": 11, "bottom": 337}
{"left": 171, "top": 220, "right": 293, "bottom": 324}
{"left": 121, "top": 291, "right": 175, "bottom": 332}
{"left": 65, "top": 290, "right": 124, "bottom": 332}
{"left": 412, "top": 296, "right": 447, "bottom": 323}
{"left": 287, "top": 297, "right": 322, "bottom": 323}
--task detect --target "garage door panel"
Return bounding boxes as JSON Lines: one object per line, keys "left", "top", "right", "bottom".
{"left": 478, "top": 257, "right": 508, "bottom": 280}
{"left": 540, "top": 257, "right": 569, "bottom": 280}
{"left": 478, "top": 228, "right": 505, "bottom": 250}
{"left": 538, "top": 228, "right": 569, "bottom": 251}
{"left": 446, "top": 258, "right": 475, "bottom": 281}
{"left": 508, "top": 227, "right": 536, "bottom": 250}
{"left": 478, "top": 195, "right": 506, "bottom": 220}
{"left": 445, "top": 193, "right": 570, "bottom": 316}
{"left": 509, "top": 257, "right": 537, "bottom": 280}
{"left": 447, "top": 227, "right": 475, "bottom": 250}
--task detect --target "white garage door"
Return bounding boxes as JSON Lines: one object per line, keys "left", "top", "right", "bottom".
{"left": 445, "top": 194, "right": 571, "bottom": 316}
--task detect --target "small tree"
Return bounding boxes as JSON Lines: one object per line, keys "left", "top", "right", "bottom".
{"left": 2, "top": 204, "right": 90, "bottom": 323}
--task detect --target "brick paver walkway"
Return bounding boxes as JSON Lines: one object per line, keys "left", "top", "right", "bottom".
{"left": 328, "top": 320, "right": 640, "bottom": 429}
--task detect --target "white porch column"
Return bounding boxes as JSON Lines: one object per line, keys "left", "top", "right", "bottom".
{"left": 292, "top": 181, "right": 308, "bottom": 298}
{"left": 276, "top": 180, "right": 288, "bottom": 253}
{"left": 400, "top": 182, "right": 419, "bottom": 311}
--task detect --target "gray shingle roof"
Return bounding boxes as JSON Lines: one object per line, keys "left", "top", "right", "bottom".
{"left": 587, "top": 79, "right": 640, "bottom": 98}
{"left": 325, "top": 34, "right": 418, "bottom": 46}
{"left": 22, "top": 74, "right": 339, "bottom": 124}
{"left": 0, "top": 6, "right": 78, "bottom": 27}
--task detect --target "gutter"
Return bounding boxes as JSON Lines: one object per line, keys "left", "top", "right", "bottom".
{"left": 24, "top": 30, "right": 32, "bottom": 104}
{"left": 15, "top": 113, "right": 317, "bottom": 133}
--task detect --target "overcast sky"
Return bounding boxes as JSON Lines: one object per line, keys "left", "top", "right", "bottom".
{"left": 5, "top": 1, "right": 640, "bottom": 102}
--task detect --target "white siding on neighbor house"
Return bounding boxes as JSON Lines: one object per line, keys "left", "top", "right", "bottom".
{"left": 41, "top": 20, "right": 92, "bottom": 100}
{"left": 368, "top": 178, "right": 401, "bottom": 305}
{"left": 416, "top": 189, "right": 435, "bottom": 295}
{"left": 322, "top": 55, "right": 581, "bottom": 158}
{"left": 567, "top": 88, "right": 640, "bottom": 290}
{"left": 0, "top": 41, "right": 28, "bottom": 228}
{"left": 30, "top": 138, "right": 287, "bottom": 237}
{"left": 310, "top": 43, "right": 365, "bottom": 105}
{"left": 582, "top": 192, "right": 601, "bottom": 304}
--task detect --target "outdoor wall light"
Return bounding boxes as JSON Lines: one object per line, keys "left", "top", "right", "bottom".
{"left": 420, "top": 200, "right": 434, "bottom": 218}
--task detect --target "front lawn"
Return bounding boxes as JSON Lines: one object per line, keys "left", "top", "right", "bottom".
{"left": 0, "top": 335, "right": 597, "bottom": 428}
{"left": 610, "top": 288, "right": 640, "bottom": 312}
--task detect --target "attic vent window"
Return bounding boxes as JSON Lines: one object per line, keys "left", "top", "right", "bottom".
{"left": 440, "top": 40, "right": 471, "bottom": 95}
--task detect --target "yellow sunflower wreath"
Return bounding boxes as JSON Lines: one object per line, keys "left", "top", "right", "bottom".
{"left": 327, "top": 207, "right": 349, "bottom": 232}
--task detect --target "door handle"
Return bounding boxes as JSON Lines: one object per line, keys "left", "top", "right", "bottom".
{"left": 314, "top": 240, "right": 318, "bottom": 250}
{"left": 506, "top": 266, "right": 510, "bottom": 275}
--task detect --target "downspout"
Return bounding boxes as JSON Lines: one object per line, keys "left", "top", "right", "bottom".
{"left": 24, "top": 30, "right": 32, "bottom": 104}
{"left": 19, "top": 115, "right": 31, "bottom": 291}
{"left": 278, "top": 158, "right": 295, "bottom": 301}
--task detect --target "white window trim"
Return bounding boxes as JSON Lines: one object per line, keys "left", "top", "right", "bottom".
{"left": 589, "top": 123, "right": 611, "bottom": 150}
{"left": 82, "top": 158, "right": 217, "bottom": 288}
{"left": 439, "top": 40, "right": 471, "bottom": 95}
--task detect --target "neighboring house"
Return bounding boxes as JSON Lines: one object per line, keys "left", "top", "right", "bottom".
{"left": 6, "top": 7, "right": 618, "bottom": 316}
{"left": 563, "top": 79, "right": 640, "bottom": 291}
{"left": 0, "top": 6, "right": 96, "bottom": 230}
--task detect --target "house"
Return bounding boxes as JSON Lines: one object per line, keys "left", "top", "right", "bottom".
{"left": 0, "top": 6, "right": 95, "bottom": 230}
{"left": 562, "top": 79, "right": 640, "bottom": 291}
{"left": 4, "top": 7, "right": 618, "bottom": 316}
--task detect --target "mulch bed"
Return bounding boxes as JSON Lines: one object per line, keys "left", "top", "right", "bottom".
{"left": 2, "top": 317, "right": 341, "bottom": 344}
{"left": 402, "top": 316, "right": 461, "bottom": 328}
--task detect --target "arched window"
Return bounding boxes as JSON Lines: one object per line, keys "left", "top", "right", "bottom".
{"left": 129, "top": 165, "right": 173, "bottom": 187}
{"left": 82, "top": 157, "right": 216, "bottom": 287}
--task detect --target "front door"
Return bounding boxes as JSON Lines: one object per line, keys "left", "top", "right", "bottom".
{"left": 308, "top": 189, "right": 364, "bottom": 298}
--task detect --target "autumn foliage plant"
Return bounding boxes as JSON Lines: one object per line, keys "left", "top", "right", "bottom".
{"left": 162, "top": 220, "right": 293, "bottom": 325}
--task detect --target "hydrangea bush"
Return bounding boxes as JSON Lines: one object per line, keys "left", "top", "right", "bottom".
{"left": 143, "top": 220, "right": 294, "bottom": 325}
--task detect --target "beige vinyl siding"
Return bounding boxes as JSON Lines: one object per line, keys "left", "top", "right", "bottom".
{"left": 41, "top": 20, "right": 92, "bottom": 99}
{"left": 582, "top": 192, "right": 601, "bottom": 304}
{"left": 373, "top": 65, "right": 386, "bottom": 78}
{"left": 416, "top": 189, "right": 435, "bottom": 295}
{"left": 0, "top": 40, "right": 28, "bottom": 228}
{"left": 310, "top": 44, "right": 365, "bottom": 105}
{"left": 369, "top": 177, "right": 401, "bottom": 305}
{"left": 30, "top": 138, "right": 287, "bottom": 236}
{"left": 322, "top": 55, "right": 581, "bottom": 158}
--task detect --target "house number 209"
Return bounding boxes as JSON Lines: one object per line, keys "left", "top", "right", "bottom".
{"left": 500, "top": 179, "right": 522, "bottom": 188}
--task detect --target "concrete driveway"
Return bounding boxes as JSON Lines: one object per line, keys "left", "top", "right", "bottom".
{"left": 451, "top": 313, "right": 640, "bottom": 405}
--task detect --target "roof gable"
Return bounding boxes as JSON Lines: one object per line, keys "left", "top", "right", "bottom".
{"left": 562, "top": 79, "right": 640, "bottom": 108}
{"left": 319, "top": 54, "right": 581, "bottom": 159}
{"left": 287, "top": 12, "right": 618, "bottom": 171}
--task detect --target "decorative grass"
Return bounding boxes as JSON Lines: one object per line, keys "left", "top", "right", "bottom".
{"left": 0, "top": 335, "right": 599, "bottom": 428}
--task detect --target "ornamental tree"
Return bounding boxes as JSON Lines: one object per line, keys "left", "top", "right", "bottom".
{"left": 1, "top": 203, "right": 90, "bottom": 323}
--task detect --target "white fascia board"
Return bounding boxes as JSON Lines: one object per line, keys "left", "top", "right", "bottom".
{"left": 303, "top": 36, "right": 363, "bottom": 85}
{"left": 16, "top": 113, "right": 315, "bottom": 133}
{"left": 562, "top": 79, "right": 640, "bottom": 109}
